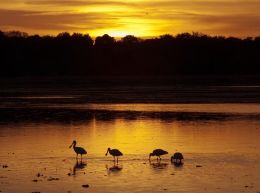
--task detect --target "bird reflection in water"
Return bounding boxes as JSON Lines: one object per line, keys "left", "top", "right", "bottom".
{"left": 71, "top": 160, "right": 87, "bottom": 176}
{"left": 172, "top": 162, "right": 184, "bottom": 168}
{"left": 106, "top": 163, "right": 123, "bottom": 175}
{"left": 149, "top": 160, "right": 168, "bottom": 170}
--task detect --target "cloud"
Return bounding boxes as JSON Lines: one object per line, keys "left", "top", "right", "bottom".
{"left": 25, "top": 0, "right": 136, "bottom": 7}
{"left": 22, "top": 0, "right": 260, "bottom": 16}
{"left": 149, "top": 11, "right": 260, "bottom": 36}
{"left": 0, "top": 9, "right": 123, "bottom": 31}
{"left": 0, "top": 0, "right": 260, "bottom": 36}
{"left": 192, "top": 13, "right": 260, "bottom": 36}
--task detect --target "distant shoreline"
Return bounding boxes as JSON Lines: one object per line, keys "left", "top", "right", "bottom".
{"left": 1, "top": 75, "right": 260, "bottom": 86}
{"left": 1, "top": 32, "right": 260, "bottom": 76}
{"left": 1, "top": 76, "right": 260, "bottom": 105}
{"left": 1, "top": 107, "right": 260, "bottom": 123}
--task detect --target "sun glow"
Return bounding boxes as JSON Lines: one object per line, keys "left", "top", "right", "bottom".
{"left": 90, "top": 17, "right": 158, "bottom": 37}
{"left": 0, "top": 0, "right": 259, "bottom": 37}
{"left": 107, "top": 31, "right": 135, "bottom": 37}
{"left": 79, "top": 5, "right": 129, "bottom": 13}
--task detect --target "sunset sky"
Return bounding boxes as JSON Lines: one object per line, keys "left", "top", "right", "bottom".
{"left": 0, "top": 0, "right": 260, "bottom": 37}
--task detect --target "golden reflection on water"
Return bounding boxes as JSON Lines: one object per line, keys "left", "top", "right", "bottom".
{"left": 1, "top": 116, "right": 260, "bottom": 193}
{"left": 1, "top": 117, "right": 260, "bottom": 157}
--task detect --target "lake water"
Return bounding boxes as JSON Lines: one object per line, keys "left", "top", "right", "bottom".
{"left": 1, "top": 85, "right": 260, "bottom": 193}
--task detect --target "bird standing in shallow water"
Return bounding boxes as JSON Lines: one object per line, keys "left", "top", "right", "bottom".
{"left": 105, "top": 148, "right": 123, "bottom": 163}
{"left": 69, "top": 140, "right": 87, "bottom": 160}
{"left": 171, "top": 152, "right": 184, "bottom": 165}
{"left": 149, "top": 149, "right": 168, "bottom": 161}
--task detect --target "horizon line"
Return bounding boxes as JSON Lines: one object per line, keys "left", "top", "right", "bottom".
{"left": 1, "top": 29, "right": 259, "bottom": 39}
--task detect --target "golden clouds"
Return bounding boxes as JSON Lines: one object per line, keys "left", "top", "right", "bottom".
{"left": 0, "top": 0, "right": 259, "bottom": 36}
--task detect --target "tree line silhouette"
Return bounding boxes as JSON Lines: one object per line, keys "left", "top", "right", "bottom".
{"left": 0, "top": 31, "right": 260, "bottom": 76}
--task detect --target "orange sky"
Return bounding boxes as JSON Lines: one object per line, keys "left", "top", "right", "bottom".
{"left": 0, "top": 0, "right": 260, "bottom": 37}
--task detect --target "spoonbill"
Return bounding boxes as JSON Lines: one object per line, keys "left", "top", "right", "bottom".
{"left": 171, "top": 152, "right": 184, "bottom": 165}
{"left": 105, "top": 148, "right": 123, "bottom": 163}
{"left": 149, "top": 149, "right": 168, "bottom": 161}
{"left": 69, "top": 140, "right": 87, "bottom": 159}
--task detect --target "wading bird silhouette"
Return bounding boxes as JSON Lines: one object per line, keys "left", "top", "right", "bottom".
{"left": 171, "top": 152, "right": 184, "bottom": 166}
{"left": 105, "top": 148, "right": 123, "bottom": 163}
{"left": 149, "top": 149, "right": 168, "bottom": 161}
{"left": 69, "top": 140, "right": 87, "bottom": 160}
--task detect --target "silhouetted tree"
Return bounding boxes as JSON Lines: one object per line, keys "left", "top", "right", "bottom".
{"left": 255, "top": 36, "right": 260, "bottom": 42}
{"left": 0, "top": 30, "right": 4, "bottom": 40}
{"left": 4, "top": 31, "right": 28, "bottom": 37}
{"left": 57, "top": 32, "right": 71, "bottom": 39}
{"left": 95, "top": 34, "right": 115, "bottom": 46}
{"left": 159, "top": 34, "right": 175, "bottom": 41}
{"left": 0, "top": 31, "right": 259, "bottom": 77}
{"left": 120, "top": 35, "right": 140, "bottom": 44}
{"left": 71, "top": 33, "right": 94, "bottom": 46}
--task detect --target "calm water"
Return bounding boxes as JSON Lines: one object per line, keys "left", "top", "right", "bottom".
{"left": 0, "top": 101, "right": 260, "bottom": 193}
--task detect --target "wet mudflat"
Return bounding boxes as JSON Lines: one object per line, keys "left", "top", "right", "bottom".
{"left": 1, "top": 153, "right": 260, "bottom": 193}
{"left": 0, "top": 81, "right": 260, "bottom": 193}
{"left": 0, "top": 103, "right": 260, "bottom": 193}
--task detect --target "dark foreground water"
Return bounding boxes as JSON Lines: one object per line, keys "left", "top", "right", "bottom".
{"left": 0, "top": 83, "right": 260, "bottom": 193}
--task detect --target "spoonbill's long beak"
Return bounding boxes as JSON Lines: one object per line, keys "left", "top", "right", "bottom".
{"left": 105, "top": 149, "right": 109, "bottom": 156}
{"left": 69, "top": 144, "right": 72, "bottom": 148}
